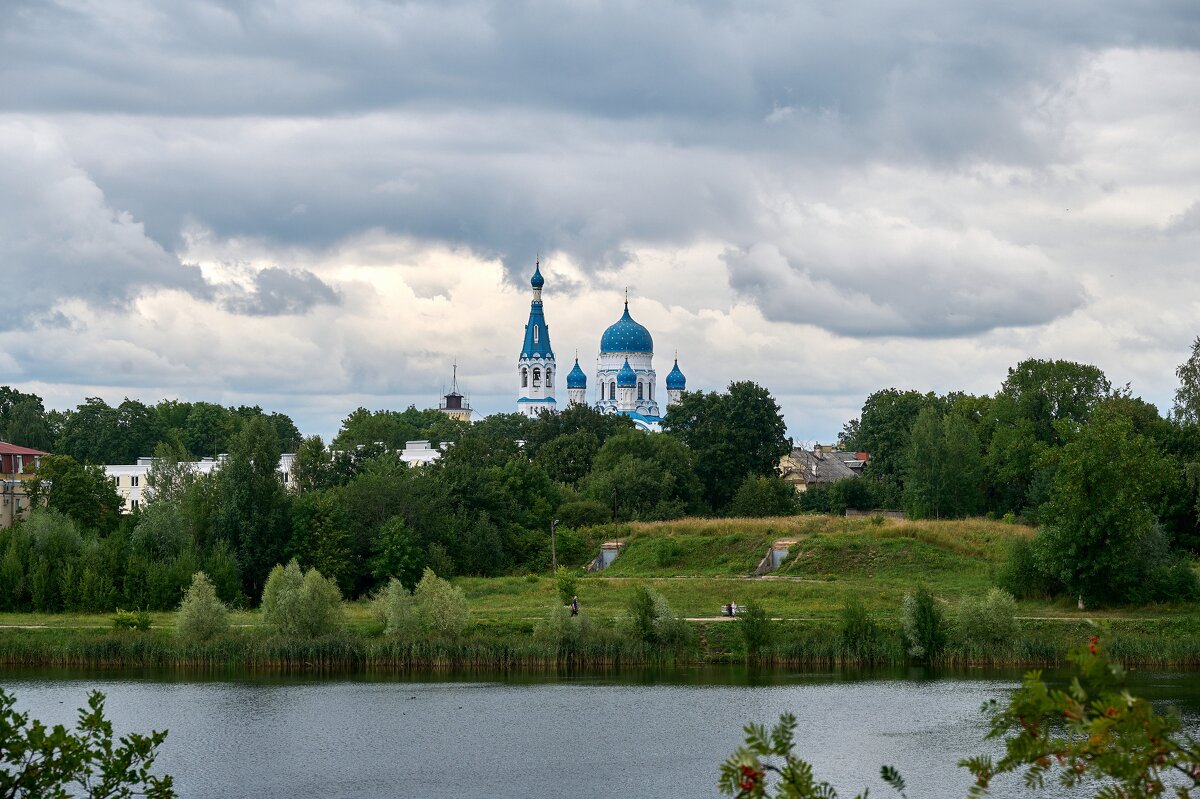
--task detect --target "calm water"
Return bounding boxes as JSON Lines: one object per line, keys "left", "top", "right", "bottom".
{"left": 3, "top": 666, "right": 1198, "bottom": 798}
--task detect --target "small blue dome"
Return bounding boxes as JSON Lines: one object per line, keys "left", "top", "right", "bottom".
{"left": 600, "top": 303, "right": 653, "bottom": 353}
{"left": 567, "top": 358, "right": 587, "bottom": 388}
{"left": 616, "top": 358, "right": 637, "bottom": 388}
{"left": 666, "top": 358, "right": 686, "bottom": 390}
{"left": 530, "top": 262, "right": 545, "bottom": 289}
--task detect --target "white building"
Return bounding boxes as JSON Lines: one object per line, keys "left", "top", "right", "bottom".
{"left": 516, "top": 264, "right": 688, "bottom": 432}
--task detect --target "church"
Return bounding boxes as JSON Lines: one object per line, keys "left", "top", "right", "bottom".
{"left": 516, "top": 261, "right": 686, "bottom": 432}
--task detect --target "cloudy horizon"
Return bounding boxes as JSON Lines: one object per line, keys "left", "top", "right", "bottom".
{"left": 2, "top": 1, "right": 1199, "bottom": 445}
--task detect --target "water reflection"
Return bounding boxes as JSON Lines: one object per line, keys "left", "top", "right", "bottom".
{"left": 3, "top": 667, "right": 1196, "bottom": 799}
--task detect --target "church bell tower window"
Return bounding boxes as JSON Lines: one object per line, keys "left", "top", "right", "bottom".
{"left": 522, "top": 368, "right": 528, "bottom": 388}
{"left": 638, "top": 382, "right": 643, "bottom": 401}
{"left": 533, "top": 368, "right": 541, "bottom": 388}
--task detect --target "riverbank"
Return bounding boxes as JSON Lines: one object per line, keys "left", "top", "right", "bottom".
{"left": 1, "top": 613, "right": 1198, "bottom": 672}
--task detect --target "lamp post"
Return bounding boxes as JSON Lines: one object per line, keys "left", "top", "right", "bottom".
{"left": 551, "top": 519, "right": 559, "bottom": 572}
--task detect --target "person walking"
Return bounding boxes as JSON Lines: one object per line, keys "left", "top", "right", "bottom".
{"left": 570, "top": 595, "right": 579, "bottom": 616}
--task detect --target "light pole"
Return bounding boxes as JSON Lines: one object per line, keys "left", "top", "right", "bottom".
{"left": 551, "top": 519, "right": 559, "bottom": 572}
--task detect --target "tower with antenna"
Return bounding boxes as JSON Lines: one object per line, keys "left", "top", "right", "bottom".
{"left": 438, "top": 362, "right": 473, "bottom": 423}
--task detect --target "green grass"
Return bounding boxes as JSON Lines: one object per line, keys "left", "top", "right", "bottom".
{"left": 0, "top": 515, "right": 1197, "bottom": 671}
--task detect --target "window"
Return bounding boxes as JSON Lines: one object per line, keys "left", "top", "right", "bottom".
{"left": 610, "top": 380, "right": 616, "bottom": 398}
{"left": 131, "top": 475, "right": 139, "bottom": 487}
{"left": 546, "top": 368, "right": 553, "bottom": 388}
{"left": 638, "top": 381, "right": 644, "bottom": 401}
{"left": 521, "top": 367, "right": 528, "bottom": 388}
{"left": 599, "top": 383, "right": 605, "bottom": 400}
{"left": 649, "top": 384, "right": 654, "bottom": 400}
{"left": 533, "top": 325, "right": 539, "bottom": 343}
{"left": 533, "top": 368, "right": 541, "bottom": 387}
{"left": 131, "top": 499, "right": 139, "bottom": 510}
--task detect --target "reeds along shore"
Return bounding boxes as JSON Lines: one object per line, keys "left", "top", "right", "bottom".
{"left": 0, "top": 619, "right": 1197, "bottom": 673}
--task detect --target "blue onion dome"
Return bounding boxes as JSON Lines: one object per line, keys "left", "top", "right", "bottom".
{"left": 666, "top": 358, "right": 686, "bottom": 390}
{"left": 530, "top": 261, "right": 545, "bottom": 289}
{"left": 600, "top": 303, "right": 654, "bottom": 353}
{"left": 616, "top": 358, "right": 637, "bottom": 388}
{"left": 567, "top": 357, "right": 587, "bottom": 388}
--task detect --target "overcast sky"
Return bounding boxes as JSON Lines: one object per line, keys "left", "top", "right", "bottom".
{"left": 2, "top": 0, "right": 1199, "bottom": 444}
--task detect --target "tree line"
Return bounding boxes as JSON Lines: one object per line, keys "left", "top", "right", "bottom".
{"left": 0, "top": 388, "right": 302, "bottom": 463}
{"left": 825, "top": 344, "right": 1200, "bottom": 605}
{"left": 0, "top": 382, "right": 791, "bottom": 612}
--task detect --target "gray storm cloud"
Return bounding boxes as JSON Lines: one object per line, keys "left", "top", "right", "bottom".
{"left": 0, "top": 120, "right": 210, "bottom": 329}
{"left": 0, "top": 1, "right": 1197, "bottom": 438}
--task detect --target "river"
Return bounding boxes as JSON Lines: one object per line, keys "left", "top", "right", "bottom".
{"left": 3, "top": 666, "right": 1198, "bottom": 798}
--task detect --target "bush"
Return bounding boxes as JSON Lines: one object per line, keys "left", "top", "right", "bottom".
{"left": 175, "top": 572, "right": 229, "bottom": 642}
{"left": 554, "top": 566, "right": 577, "bottom": 605}
{"left": 534, "top": 603, "right": 598, "bottom": 653}
{"left": 838, "top": 597, "right": 881, "bottom": 661}
{"left": 260, "top": 560, "right": 345, "bottom": 638}
{"left": 997, "top": 537, "right": 1060, "bottom": 600}
{"left": 0, "top": 687, "right": 175, "bottom": 798}
{"left": 621, "top": 585, "right": 691, "bottom": 649}
{"left": 373, "top": 577, "right": 419, "bottom": 638}
{"left": 556, "top": 500, "right": 612, "bottom": 530}
{"left": 729, "top": 475, "right": 797, "bottom": 518}
{"left": 738, "top": 603, "right": 772, "bottom": 657}
{"left": 413, "top": 568, "right": 468, "bottom": 638}
{"left": 112, "top": 609, "right": 152, "bottom": 631}
{"left": 900, "top": 585, "right": 945, "bottom": 662}
{"left": 954, "top": 588, "right": 1017, "bottom": 650}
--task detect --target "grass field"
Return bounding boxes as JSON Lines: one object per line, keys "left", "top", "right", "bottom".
{"left": 0, "top": 514, "right": 1197, "bottom": 669}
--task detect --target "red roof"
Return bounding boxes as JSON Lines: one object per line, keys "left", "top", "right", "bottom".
{"left": 0, "top": 442, "right": 48, "bottom": 456}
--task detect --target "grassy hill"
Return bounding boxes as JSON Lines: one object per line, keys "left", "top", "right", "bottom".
{"left": 461, "top": 515, "right": 1044, "bottom": 622}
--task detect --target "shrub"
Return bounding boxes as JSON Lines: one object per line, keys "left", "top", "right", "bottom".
{"left": 0, "top": 687, "right": 175, "bottom": 798}
{"left": 260, "top": 559, "right": 345, "bottom": 638}
{"left": 954, "top": 588, "right": 1017, "bottom": 650}
{"left": 373, "top": 577, "right": 419, "bottom": 638}
{"left": 175, "top": 572, "right": 229, "bottom": 642}
{"left": 997, "top": 537, "right": 1060, "bottom": 600}
{"left": 900, "top": 585, "right": 945, "bottom": 662}
{"left": 554, "top": 566, "right": 577, "bottom": 605}
{"left": 838, "top": 597, "right": 881, "bottom": 661}
{"left": 112, "top": 609, "right": 152, "bottom": 631}
{"left": 534, "top": 603, "right": 598, "bottom": 653}
{"left": 729, "top": 475, "right": 797, "bottom": 518}
{"left": 621, "top": 585, "right": 691, "bottom": 649}
{"left": 413, "top": 568, "right": 468, "bottom": 638}
{"left": 738, "top": 603, "right": 772, "bottom": 657}
{"left": 556, "top": 500, "right": 612, "bottom": 530}
{"left": 425, "top": 544, "right": 455, "bottom": 578}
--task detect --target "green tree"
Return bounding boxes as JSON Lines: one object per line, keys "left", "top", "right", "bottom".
{"left": 1174, "top": 336, "right": 1200, "bottom": 424}
{"left": 289, "top": 489, "right": 354, "bottom": 594}
{"left": 584, "top": 431, "right": 702, "bottom": 520}
{"left": 115, "top": 398, "right": 164, "bottom": 463}
{"left": 368, "top": 515, "right": 425, "bottom": 590}
{"left": 533, "top": 430, "right": 601, "bottom": 485}
{"left": 3, "top": 395, "right": 52, "bottom": 451}
{"left": 183, "top": 401, "right": 233, "bottom": 458}
{"left": 29, "top": 456, "right": 122, "bottom": 532}
{"left": 210, "top": 417, "right": 288, "bottom": 598}
{"left": 413, "top": 567, "right": 468, "bottom": 638}
{"left": 175, "top": 571, "right": 229, "bottom": 642}
{"left": 663, "top": 381, "right": 790, "bottom": 513}
{"left": 962, "top": 638, "right": 1200, "bottom": 799}
{"left": 1035, "top": 401, "right": 1174, "bottom": 605}
{"left": 0, "top": 687, "right": 175, "bottom": 798}
{"left": 56, "top": 398, "right": 122, "bottom": 464}
{"left": 849, "top": 388, "right": 944, "bottom": 505}
{"left": 729, "top": 474, "right": 797, "bottom": 518}
{"left": 902, "top": 408, "right": 984, "bottom": 519}
{"left": 901, "top": 584, "right": 946, "bottom": 662}
{"left": 260, "top": 560, "right": 345, "bottom": 637}
{"left": 292, "top": 435, "right": 334, "bottom": 492}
